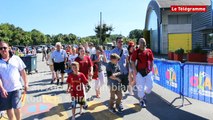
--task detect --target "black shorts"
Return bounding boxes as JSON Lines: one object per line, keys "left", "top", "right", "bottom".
{"left": 54, "top": 62, "right": 65, "bottom": 73}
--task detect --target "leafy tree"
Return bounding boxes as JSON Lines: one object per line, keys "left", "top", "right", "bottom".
{"left": 45, "top": 34, "right": 53, "bottom": 44}
{"left": 143, "top": 29, "right": 150, "bottom": 48}
{"left": 67, "top": 33, "right": 77, "bottom": 44}
{"left": 94, "top": 23, "right": 113, "bottom": 45}
{"left": 129, "top": 29, "right": 143, "bottom": 41}
{"left": 31, "top": 29, "right": 46, "bottom": 45}
{"left": 53, "top": 33, "right": 64, "bottom": 43}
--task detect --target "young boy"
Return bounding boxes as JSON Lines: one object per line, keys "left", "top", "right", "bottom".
{"left": 106, "top": 53, "right": 123, "bottom": 113}
{"left": 66, "top": 62, "right": 88, "bottom": 120}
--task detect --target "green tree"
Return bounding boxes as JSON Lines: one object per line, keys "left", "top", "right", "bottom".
{"left": 45, "top": 34, "right": 53, "bottom": 44}
{"left": 94, "top": 23, "right": 113, "bottom": 45}
{"left": 143, "top": 29, "right": 150, "bottom": 48}
{"left": 66, "top": 33, "right": 77, "bottom": 44}
{"left": 129, "top": 29, "right": 143, "bottom": 40}
{"left": 53, "top": 33, "right": 64, "bottom": 43}
{"left": 31, "top": 29, "right": 46, "bottom": 45}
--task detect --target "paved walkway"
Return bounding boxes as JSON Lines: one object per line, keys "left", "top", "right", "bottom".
{"left": 1, "top": 54, "right": 213, "bottom": 120}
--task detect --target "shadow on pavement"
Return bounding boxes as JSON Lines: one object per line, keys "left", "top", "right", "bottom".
{"left": 145, "top": 92, "right": 208, "bottom": 120}
{"left": 29, "top": 78, "right": 52, "bottom": 84}
{"left": 28, "top": 78, "right": 61, "bottom": 95}
{"left": 33, "top": 88, "right": 66, "bottom": 97}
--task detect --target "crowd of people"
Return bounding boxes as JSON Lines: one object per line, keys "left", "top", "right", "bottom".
{"left": 0, "top": 37, "right": 154, "bottom": 120}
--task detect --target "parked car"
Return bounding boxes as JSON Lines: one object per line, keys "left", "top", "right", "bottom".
{"left": 36, "top": 46, "right": 42, "bottom": 53}
{"left": 14, "top": 45, "right": 25, "bottom": 53}
{"left": 36, "top": 45, "right": 46, "bottom": 53}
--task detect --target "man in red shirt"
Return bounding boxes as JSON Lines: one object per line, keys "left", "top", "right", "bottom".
{"left": 131, "top": 38, "right": 154, "bottom": 108}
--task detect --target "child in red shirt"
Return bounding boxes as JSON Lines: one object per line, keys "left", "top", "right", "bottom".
{"left": 67, "top": 62, "right": 88, "bottom": 120}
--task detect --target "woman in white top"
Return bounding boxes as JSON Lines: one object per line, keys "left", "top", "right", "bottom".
{"left": 68, "top": 47, "right": 78, "bottom": 64}
{"left": 46, "top": 47, "right": 56, "bottom": 83}
{"left": 66, "top": 47, "right": 78, "bottom": 74}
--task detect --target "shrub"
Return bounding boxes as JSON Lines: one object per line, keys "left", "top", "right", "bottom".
{"left": 174, "top": 48, "right": 184, "bottom": 54}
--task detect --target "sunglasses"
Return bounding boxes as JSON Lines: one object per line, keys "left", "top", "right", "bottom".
{"left": 0, "top": 47, "right": 7, "bottom": 50}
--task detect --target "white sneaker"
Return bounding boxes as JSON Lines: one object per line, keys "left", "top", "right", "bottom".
{"left": 0, "top": 111, "right": 5, "bottom": 118}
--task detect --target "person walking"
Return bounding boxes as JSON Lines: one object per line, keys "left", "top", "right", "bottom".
{"left": 110, "top": 37, "right": 129, "bottom": 110}
{"left": 0, "top": 41, "right": 28, "bottom": 120}
{"left": 42, "top": 46, "right": 47, "bottom": 61}
{"left": 75, "top": 46, "right": 93, "bottom": 80}
{"left": 68, "top": 47, "right": 78, "bottom": 65}
{"left": 127, "top": 41, "right": 136, "bottom": 95}
{"left": 106, "top": 53, "right": 123, "bottom": 113}
{"left": 46, "top": 47, "right": 56, "bottom": 84}
{"left": 91, "top": 46, "right": 107, "bottom": 98}
{"left": 66, "top": 62, "right": 88, "bottom": 120}
{"left": 131, "top": 38, "right": 154, "bottom": 107}
{"left": 51, "top": 42, "right": 67, "bottom": 85}
{"left": 111, "top": 36, "right": 129, "bottom": 92}
{"left": 65, "top": 47, "right": 78, "bottom": 74}
{"left": 75, "top": 46, "right": 93, "bottom": 101}
{"left": 87, "top": 42, "right": 96, "bottom": 56}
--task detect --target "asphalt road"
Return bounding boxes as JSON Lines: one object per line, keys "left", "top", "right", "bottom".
{"left": 1, "top": 53, "right": 213, "bottom": 120}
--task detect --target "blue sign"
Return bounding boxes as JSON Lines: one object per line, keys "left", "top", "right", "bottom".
{"left": 183, "top": 63, "right": 213, "bottom": 104}
{"left": 153, "top": 59, "right": 182, "bottom": 94}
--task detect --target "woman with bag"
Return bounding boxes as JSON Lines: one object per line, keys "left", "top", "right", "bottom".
{"left": 91, "top": 46, "right": 107, "bottom": 98}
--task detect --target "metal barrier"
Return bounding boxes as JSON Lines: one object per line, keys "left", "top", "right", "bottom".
{"left": 153, "top": 59, "right": 182, "bottom": 94}
{"left": 105, "top": 52, "right": 213, "bottom": 105}
{"left": 153, "top": 59, "right": 213, "bottom": 106}
{"left": 183, "top": 62, "right": 213, "bottom": 104}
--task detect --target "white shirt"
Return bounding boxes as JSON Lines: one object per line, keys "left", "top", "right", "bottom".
{"left": 51, "top": 49, "right": 67, "bottom": 63}
{"left": 87, "top": 47, "right": 96, "bottom": 55}
{"left": 68, "top": 54, "right": 78, "bottom": 63}
{"left": 0, "top": 55, "right": 26, "bottom": 92}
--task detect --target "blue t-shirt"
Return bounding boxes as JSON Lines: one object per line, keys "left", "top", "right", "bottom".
{"left": 51, "top": 49, "right": 67, "bottom": 63}
{"left": 110, "top": 47, "right": 128, "bottom": 75}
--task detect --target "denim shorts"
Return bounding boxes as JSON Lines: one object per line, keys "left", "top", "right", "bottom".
{"left": 0, "top": 89, "right": 22, "bottom": 111}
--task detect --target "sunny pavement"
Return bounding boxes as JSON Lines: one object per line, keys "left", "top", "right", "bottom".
{"left": 1, "top": 53, "right": 213, "bottom": 120}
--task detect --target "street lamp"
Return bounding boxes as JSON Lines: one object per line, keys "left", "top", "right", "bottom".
{"left": 100, "top": 12, "right": 102, "bottom": 45}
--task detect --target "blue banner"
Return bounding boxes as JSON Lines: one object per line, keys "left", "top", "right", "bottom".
{"left": 153, "top": 59, "right": 182, "bottom": 94}
{"left": 183, "top": 63, "right": 213, "bottom": 104}
{"left": 152, "top": 59, "right": 162, "bottom": 86}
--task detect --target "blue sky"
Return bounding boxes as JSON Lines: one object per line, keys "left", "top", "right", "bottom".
{"left": 0, "top": 0, "right": 150, "bottom": 37}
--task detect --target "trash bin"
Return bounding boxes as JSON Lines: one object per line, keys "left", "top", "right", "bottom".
{"left": 20, "top": 55, "right": 38, "bottom": 74}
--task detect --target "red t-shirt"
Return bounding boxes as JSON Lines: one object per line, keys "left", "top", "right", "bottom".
{"left": 131, "top": 48, "right": 154, "bottom": 71}
{"left": 66, "top": 72, "right": 88, "bottom": 98}
{"left": 75, "top": 56, "right": 93, "bottom": 79}
{"left": 66, "top": 49, "right": 72, "bottom": 54}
